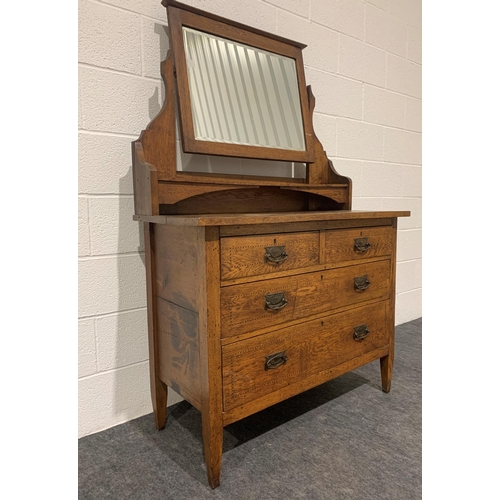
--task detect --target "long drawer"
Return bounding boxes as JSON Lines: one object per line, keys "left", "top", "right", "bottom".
{"left": 220, "top": 259, "right": 391, "bottom": 338}
{"left": 222, "top": 300, "right": 390, "bottom": 411}
{"left": 220, "top": 231, "right": 320, "bottom": 281}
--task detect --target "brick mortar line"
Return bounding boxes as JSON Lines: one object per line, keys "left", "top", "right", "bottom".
{"left": 342, "top": 160, "right": 422, "bottom": 168}
{"left": 78, "top": 251, "right": 145, "bottom": 261}
{"left": 263, "top": 0, "right": 308, "bottom": 22}
{"left": 396, "top": 287, "right": 422, "bottom": 295}
{"left": 396, "top": 258, "right": 423, "bottom": 264}
{"left": 78, "top": 358, "right": 149, "bottom": 382}
{"left": 78, "top": 194, "right": 134, "bottom": 198}
{"left": 333, "top": 155, "right": 422, "bottom": 167}
{"left": 89, "top": 0, "right": 167, "bottom": 24}
{"left": 397, "top": 286, "right": 421, "bottom": 294}
{"left": 78, "top": 129, "right": 138, "bottom": 138}
{"left": 78, "top": 306, "right": 148, "bottom": 322}
{"left": 78, "top": 127, "right": 141, "bottom": 138}
{"left": 341, "top": 195, "right": 421, "bottom": 202}
{"left": 322, "top": 117, "right": 422, "bottom": 135}
{"left": 314, "top": 21, "right": 422, "bottom": 62}
{"left": 78, "top": 61, "right": 162, "bottom": 82}
{"left": 304, "top": 65, "right": 421, "bottom": 99}
{"left": 309, "top": 9, "right": 422, "bottom": 38}
{"left": 79, "top": 306, "right": 147, "bottom": 322}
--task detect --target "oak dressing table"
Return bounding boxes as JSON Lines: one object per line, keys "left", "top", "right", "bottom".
{"left": 132, "top": 0, "right": 410, "bottom": 488}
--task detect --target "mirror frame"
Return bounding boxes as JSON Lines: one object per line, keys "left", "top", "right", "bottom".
{"left": 167, "top": 3, "right": 316, "bottom": 163}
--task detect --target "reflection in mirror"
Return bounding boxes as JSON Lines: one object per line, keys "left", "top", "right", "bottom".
{"left": 182, "top": 27, "right": 306, "bottom": 152}
{"left": 175, "top": 114, "right": 301, "bottom": 177}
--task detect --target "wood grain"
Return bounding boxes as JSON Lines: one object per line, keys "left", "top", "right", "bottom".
{"left": 220, "top": 231, "right": 320, "bottom": 280}
{"left": 304, "top": 86, "right": 352, "bottom": 205}
{"left": 169, "top": 171, "right": 305, "bottom": 187}
{"left": 156, "top": 297, "right": 201, "bottom": 409}
{"left": 136, "top": 51, "right": 176, "bottom": 183}
{"left": 132, "top": 143, "right": 159, "bottom": 216}
{"left": 199, "top": 226, "right": 224, "bottom": 489}
{"left": 305, "top": 86, "right": 332, "bottom": 185}
{"left": 222, "top": 301, "right": 389, "bottom": 410}
{"left": 162, "top": 187, "right": 308, "bottom": 215}
{"left": 144, "top": 223, "right": 168, "bottom": 430}
{"left": 159, "top": 182, "right": 250, "bottom": 205}
{"left": 154, "top": 225, "right": 203, "bottom": 311}
{"left": 220, "top": 259, "right": 391, "bottom": 337}
{"left": 219, "top": 218, "right": 392, "bottom": 237}
{"left": 324, "top": 226, "right": 394, "bottom": 265}
{"left": 133, "top": 210, "right": 411, "bottom": 227}
{"left": 223, "top": 346, "right": 389, "bottom": 426}
{"left": 380, "top": 220, "right": 398, "bottom": 392}
{"left": 281, "top": 185, "right": 349, "bottom": 206}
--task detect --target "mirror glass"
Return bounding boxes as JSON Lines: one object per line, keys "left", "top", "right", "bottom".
{"left": 182, "top": 27, "right": 306, "bottom": 152}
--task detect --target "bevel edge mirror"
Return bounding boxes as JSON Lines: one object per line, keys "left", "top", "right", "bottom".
{"left": 166, "top": 0, "right": 316, "bottom": 164}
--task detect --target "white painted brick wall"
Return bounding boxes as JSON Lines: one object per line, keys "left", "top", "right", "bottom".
{"left": 78, "top": 0, "right": 422, "bottom": 438}
{"left": 337, "top": 119, "right": 384, "bottom": 161}
{"left": 310, "top": 0, "right": 365, "bottom": 40}
{"left": 306, "top": 68, "right": 363, "bottom": 119}
{"left": 339, "top": 35, "right": 386, "bottom": 87}
{"left": 364, "top": 85, "right": 406, "bottom": 129}
{"left": 277, "top": 11, "right": 339, "bottom": 74}
{"left": 387, "top": 53, "right": 422, "bottom": 98}
{"left": 365, "top": 4, "right": 407, "bottom": 57}
{"left": 96, "top": 309, "right": 149, "bottom": 371}
{"left": 78, "top": 319, "right": 97, "bottom": 378}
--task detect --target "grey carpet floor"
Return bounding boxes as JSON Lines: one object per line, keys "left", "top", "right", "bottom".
{"left": 79, "top": 318, "right": 421, "bottom": 499}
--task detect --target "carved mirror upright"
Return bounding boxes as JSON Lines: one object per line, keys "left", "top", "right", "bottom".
{"left": 132, "top": 0, "right": 409, "bottom": 489}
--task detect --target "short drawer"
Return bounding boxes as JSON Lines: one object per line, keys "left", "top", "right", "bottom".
{"left": 220, "top": 231, "right": 320, "bottom": 281}
{"left": 325, "top": 226, "right": 394, "bottom": 264}
{"left": 220, "top": 259, "right": 391, "bottom": 338}
{"left": 222, "top": 300, "right": 390, "bottom": 411}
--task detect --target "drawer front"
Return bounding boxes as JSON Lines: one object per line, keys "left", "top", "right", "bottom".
{"left": 222, "top": 301, "right": 390, "bottom": 411}
{"left": 220, "top": 231, "right": 320, "bottom": 281}
{"left": 221, "top": 259, "right": 391, "bottom": 338}
{"left": 324, "top": 226, "right": 394, "bottom": 264}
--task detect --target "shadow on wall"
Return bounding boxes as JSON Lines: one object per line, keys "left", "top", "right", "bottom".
{"left": 113, "top": 22, "right": 183, "bottom": 430}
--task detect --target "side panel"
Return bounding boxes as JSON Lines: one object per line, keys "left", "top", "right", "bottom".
{"left": 154, "top": 224, "right": 208, "bottom": 408}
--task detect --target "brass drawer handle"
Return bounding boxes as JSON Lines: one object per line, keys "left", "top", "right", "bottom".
{"left": 265, "top": 292, "right": 288, "bottom": 311}
{"left": 264, "top": 245, "right": 288, "bottom": 264}
{"left": 353, "top": 325, "right": 370, "bottom": 341}
{"left": 354, "top": 237, "right": 371, "bottom": 253}
{"left": 265, "top": 351, "right": 288, "bottom": 370}
{"left": 354, "top": 275, "right": 371, "bottom": 291}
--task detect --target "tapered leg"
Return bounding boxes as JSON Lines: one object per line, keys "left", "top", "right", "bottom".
{"left": 200, "top": 227, "right": 224, "bottom": 488}
{"left": 151, "top": 378, "right": 168, "bottom": 430}
{"left": 382, "top": 219, "right": 397, "bottom": 394}
{"left": 144, "top": 222, "right": 167, "bottom": 429}
{"left": 202, "top": 408, "right": 223, "bottom": 489}
{"left": 380, "top": 350, "right": 393, "bottom": 393}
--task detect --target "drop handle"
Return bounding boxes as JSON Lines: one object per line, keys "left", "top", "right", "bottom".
{"left": 264, "top": 245, "right": 288, "bottom": 264}
{"left": 353, "top": 325, "right": 370, "bottom": 341}
{"left": 354, "top": 237, "right": 371, "bottom": 253}
{"left": 354, "top": 275, "right": 371, "bottom": 291}
{"left": 265, "top": 292, "right": 288, "bottom": 311}
{"left": 265, "top": 351, "right": 288, "bottom": 370}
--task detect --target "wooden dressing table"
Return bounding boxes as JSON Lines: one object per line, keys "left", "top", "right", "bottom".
{"left": 132, "top": 0, "right": 410, "bottom": 488}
